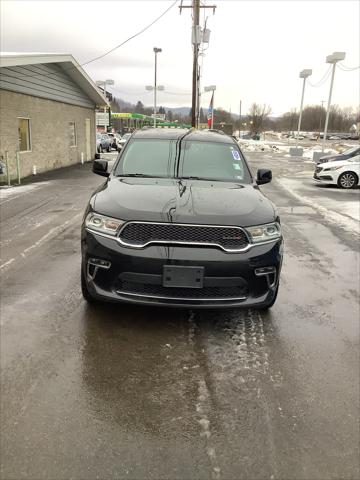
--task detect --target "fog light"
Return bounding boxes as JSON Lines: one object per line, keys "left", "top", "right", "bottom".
{"left": 88, "top": 258, "right": 111, "bottom": 269}
{"left": 255, "top": 266, "right": 276, "bottom": 276}
{"left": 255, "top": 266, "right": 277, "bottom": 288}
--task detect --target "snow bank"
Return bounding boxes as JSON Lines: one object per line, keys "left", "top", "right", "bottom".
{"left": 238, "top": 139, "right": 287, "bottom": 153}
{"left": 301, "top": 145, "right": 337, "bottom": 160}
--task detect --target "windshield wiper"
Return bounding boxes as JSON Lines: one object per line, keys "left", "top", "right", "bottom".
{"left": 118, "top": 173, "right": 165, "bottom": 178}
{"left": 179, "top": 176, "right": 219, "bottom": 181}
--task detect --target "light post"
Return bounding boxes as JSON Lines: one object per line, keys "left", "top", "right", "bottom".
{"left": 204, "top": 85, "right": 216, "bottom": 128}
{"left": 96, "top": 79, "right": 114, "bottom": 131}
{"left": 296, "top": 69, "right": 312, "bottom": 148}
{"left": 318, "top": 100, "right": 325, "bottom": 138}
{"left": 239, "top": 100, "right": 242, "bottom": 139}
{"left": 145, "top": 48, "right": 163, "bottom": 127}
{"left": 322, "top": 51, "right": 346, "bottom": 150}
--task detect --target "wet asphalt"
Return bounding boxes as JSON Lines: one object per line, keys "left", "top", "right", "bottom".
{"left": 1, "top": 152, "right": 359, "bottom": 480}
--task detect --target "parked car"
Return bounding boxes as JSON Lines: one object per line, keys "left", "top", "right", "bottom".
{"left": 314, "top": 157, "right": 360, "bottom": 189}
{"left": 81, "top": 128, "right": 283, "bottom": 309}
{"left": 96, "top": 133, "right": 112, "bottom": 153}
{"left": 316, "top": 146, "right": 360, "bottom": 164}
{"left": 118, "top": 132, "right": 132, "bottom": 149}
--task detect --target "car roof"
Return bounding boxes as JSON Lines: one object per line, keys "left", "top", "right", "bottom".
{"left": 131, "top": 128, "right": 235, "bottom": 144}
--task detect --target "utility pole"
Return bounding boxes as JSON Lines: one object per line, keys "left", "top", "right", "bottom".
{"left": 179, "top": 1, "right": 216, "bottom": 128}
{"left": 191, "top": 0, "right": 200, "bottom": 128}
{"left": 239, "top": 100, "right": 242, "bottom": 138}
{"left": 318, "top": 100, "right": 325, "bottom": 138}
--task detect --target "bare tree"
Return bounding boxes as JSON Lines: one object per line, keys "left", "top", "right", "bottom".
{"left": 247, "top": 103, "right": 272, "bottom": 134}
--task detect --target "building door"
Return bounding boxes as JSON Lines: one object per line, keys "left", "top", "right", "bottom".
{"left": 85, "top": 118, "right": 91, "bottom": 160}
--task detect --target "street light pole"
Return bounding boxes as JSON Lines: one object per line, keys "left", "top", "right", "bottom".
{"left": 318, "top": 100, "right": 325, "bottom": 138}
{"left": 153, "top": 47, "right": 162, "bottom": 128}
{"left": 322, "top": 51, "right": 346, "bottom": 151}
{"left": 239, "top": 100, "right": 242, "bottom": 139}
{"left": 296, "top": 69, "right": 312, "bottom": 148}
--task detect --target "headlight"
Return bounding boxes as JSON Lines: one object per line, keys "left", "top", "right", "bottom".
{"left": 245, "top": 222, "right": 282, "bottom": 244}
{"left": 324, "top": 166, "right": 342, "bottom": 171}
{"left": 85, "top": 212, "right": 124, "bottom": 236}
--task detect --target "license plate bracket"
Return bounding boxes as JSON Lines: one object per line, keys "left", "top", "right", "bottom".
{"left": 163, "top": 266, "right": 204, "bottom": 288}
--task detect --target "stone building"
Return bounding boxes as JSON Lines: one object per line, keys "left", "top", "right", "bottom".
{"left": 0, "top": 53, "right": 108, "bottom": 181}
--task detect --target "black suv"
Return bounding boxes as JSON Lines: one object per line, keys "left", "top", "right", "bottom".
{"left": 81, "top": 129, "right": 283, "bottom": 309}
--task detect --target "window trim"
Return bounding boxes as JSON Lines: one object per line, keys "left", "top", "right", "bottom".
{"left": 69, "top": 121, "right": 77, "bottom": 148}
{"left": 17, "top": 117, "right": 32, "bottom": 153}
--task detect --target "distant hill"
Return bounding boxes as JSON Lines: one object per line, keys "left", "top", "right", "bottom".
{"left": 166, "top": 107, "right": 191, "bottom": 116}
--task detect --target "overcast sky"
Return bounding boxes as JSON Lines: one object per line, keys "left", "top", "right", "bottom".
{"left": 1, "top": 0, "right": 359, "bottom": 115}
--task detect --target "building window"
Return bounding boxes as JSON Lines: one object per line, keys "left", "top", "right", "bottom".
{"left": 18, "top": 118, "right": 31, "bottom": 152}
{"left": 69, "top": 122, "right": 77, "bottom": 147}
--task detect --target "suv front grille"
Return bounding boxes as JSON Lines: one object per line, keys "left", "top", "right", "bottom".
{"left": 119, "top": 222, "right": 249, "bottom": 251}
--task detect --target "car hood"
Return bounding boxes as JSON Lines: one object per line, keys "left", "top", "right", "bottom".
{"left": 91, "top": 178, "right": 275, "bottom": 227}
{"left": 318, "top": 159, "right": 356, "bottom": 169}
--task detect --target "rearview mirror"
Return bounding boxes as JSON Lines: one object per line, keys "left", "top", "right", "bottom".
{"left": 93, "top": 160, "right": 109, "bottom": 177}
{"left": 257, "top": 169, "right": 272, "bottom": 185}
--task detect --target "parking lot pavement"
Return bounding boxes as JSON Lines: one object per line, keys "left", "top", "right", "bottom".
{"left": 1, "top": 154, "right": 359, "bottom": 480}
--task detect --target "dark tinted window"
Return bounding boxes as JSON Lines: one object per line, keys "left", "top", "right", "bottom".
{"left": 115, "top": 139, "right": 175, "bottom": 177}
{"left": 180, "top": 141, "right": 252, "bottom": 182}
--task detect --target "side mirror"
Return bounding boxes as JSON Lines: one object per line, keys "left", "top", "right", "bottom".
{"left": 257, "top": 169, "right": 272, "bottom": 185}
{"left": 93, "top": 159, "right": 109, "bottom": 177}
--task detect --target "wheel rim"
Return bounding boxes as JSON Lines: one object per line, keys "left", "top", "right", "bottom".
{"left": 340, "top": 173, "right": 355, "bottom": 188}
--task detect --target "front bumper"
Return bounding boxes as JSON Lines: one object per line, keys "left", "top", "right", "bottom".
{"left": 313, "top": 173, "right": 334, "bottom": 183}
{"left": 81, "top": 230, "right": 283, "bottom": 308}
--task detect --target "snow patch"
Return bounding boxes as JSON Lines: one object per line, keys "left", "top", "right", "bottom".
{"left": 0, "top": 182, "right": 50, "bottom": 202}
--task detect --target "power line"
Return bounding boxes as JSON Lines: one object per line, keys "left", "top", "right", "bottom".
{"left": 81, "top": 0, "right": 179, "bottom": 67}
{"left": 338, "top": 63, "right": 360, "bottom": 71}
{"left": 3, "top": 0, "right": 179, "bottom": 81}
{"left": 308, "top": 65, "right": 332, "bottom": 87}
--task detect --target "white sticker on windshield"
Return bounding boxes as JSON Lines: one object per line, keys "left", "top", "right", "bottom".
{"left": 233, "top": 163, "right": 241, "bottom": 170}
{"left": 231, "top": 149, "right": 241, "bottom": 161}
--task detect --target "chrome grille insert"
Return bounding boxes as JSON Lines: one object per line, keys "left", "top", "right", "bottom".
{"left": 118, "top": 222, "right": 249, "bottom": 252}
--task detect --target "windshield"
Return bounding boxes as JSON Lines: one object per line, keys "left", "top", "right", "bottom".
{"left": 115, "top": 139, "right": 175, "bottom": 177}
{"left": 96, "top": 133, "right": 101, "bottom": 139}
{"left": 344, "top": 147, "right": 360, "bottom": 156}
{"left": 180, "top": 141, "right": 252, "bottom": 183}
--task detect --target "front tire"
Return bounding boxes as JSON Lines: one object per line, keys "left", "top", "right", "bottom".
{"left": 337, "top": 171, "right": 358, "bottom": 189}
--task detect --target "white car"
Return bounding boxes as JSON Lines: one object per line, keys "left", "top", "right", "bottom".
{"left": 314, "top": 157, "right": 360, "bottom": 189}
{"left": 118, "top": 132, "right": 132, "bottom": 149}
